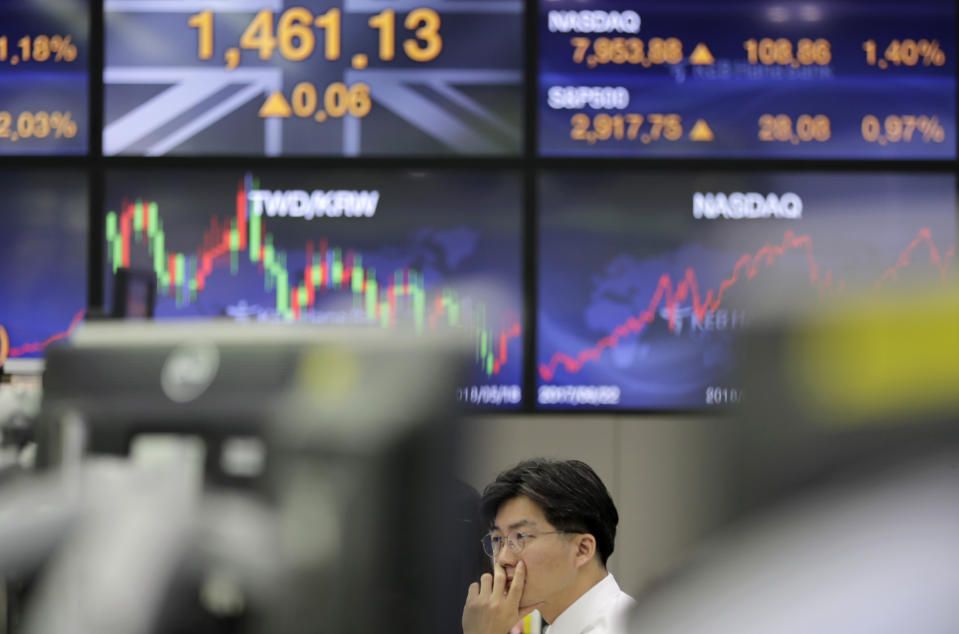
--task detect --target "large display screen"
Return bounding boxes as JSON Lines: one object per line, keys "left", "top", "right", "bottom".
{"left": 0, "top": 0, "right": 89, "bottom": 155}
{"left": 104, "top": 0, "right": 522, "bottom": 156}
{"left": 0, "top": 170, "right": 87, "bottom": 364}
{"left": 538, "top": 0, "right": 956, "bottom": 159}
{"left": 103, "top": 168, "right": 524, "bottom": 408}
{"left": 537, "top": 170, "right": 957, "bottom": 409}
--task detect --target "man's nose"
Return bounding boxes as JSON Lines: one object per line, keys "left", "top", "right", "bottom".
{"left": 495, "top": 545, "right": 518, "bottom": 568}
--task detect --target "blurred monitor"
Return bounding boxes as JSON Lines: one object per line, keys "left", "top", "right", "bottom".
{"left": 627, "top": 289, "right": 959, "bottom": 634}
{"left": 627, "top": 445, "right": 959, "bottom": 634}
{"left": 31, "top": 321, "right": 476, "bottom": 634}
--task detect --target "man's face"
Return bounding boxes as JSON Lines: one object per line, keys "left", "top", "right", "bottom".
{"left": 490, "top": 495, "right": 579, "bottom": 619}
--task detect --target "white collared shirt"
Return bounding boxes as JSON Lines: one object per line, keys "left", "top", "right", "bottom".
{"left": 545, "top": 573, "right": 636, "bottom": 634}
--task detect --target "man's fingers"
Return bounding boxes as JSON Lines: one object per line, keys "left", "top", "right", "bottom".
{"left": 492, "top": 562, "right": 508, "bottom": 596}
{"left": 506, "top": 560, "right": 526, "bottom": 604}
{"left": 466, "top": 582, "right": 479, "bottom": 600}
{"left": 479, "top": 573, "right": 493, "bottom": 597}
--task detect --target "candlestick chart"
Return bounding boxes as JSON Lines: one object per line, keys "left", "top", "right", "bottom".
{"left": 103, "top": 169, "right": 523, "bottom": 407}
{"left": 0, "top": 170, "right": 87, "bottom": 362}
{"left": 537, "top": 170, "right": 957, "bottom": 409}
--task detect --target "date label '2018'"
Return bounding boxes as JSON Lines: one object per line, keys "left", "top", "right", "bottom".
{"left": 705, "top": 386, "right": 743, "bottom": 405}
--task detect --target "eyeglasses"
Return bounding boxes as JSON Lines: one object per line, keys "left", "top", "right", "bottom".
{"left": 481, "top": 530, "right": 568, "bottom": 558}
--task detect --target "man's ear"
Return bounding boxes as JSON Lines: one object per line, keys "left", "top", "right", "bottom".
{"left": 573, "top": 534, "right": 597, "bottom": 568}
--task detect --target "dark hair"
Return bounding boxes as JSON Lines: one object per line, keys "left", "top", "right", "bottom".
{"left": 480, "top": 459, "right": 619, "bottom": 566}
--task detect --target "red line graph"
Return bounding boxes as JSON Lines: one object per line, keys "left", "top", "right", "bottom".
{"left": 8, "top": 309, "right": 86, "bottom": 358}
{"left": 874, "top": 228, "right": 954, "bottom": 288}
{"left": 539, "top": 228, "right": 954, "bottom": 382}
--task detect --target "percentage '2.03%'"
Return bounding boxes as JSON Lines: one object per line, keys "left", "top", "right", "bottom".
{"left": 0, "top": 111, "right": 78, "bottom": 142}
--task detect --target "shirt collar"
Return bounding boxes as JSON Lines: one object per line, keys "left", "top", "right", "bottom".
{"left": 546, "top": 573, "right": 625, "bottom": 634}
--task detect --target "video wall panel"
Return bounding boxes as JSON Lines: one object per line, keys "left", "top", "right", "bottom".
{"left": 0, "top": 170, "right": 87, "bottom": 364}
{"left": 103, "top": 167, "right": 524, "bottom": 408}
{"left": 1, "top": 1, "right": 955, "bottom": 412}
{"left": 536, "top": 170, "right": 957, "bottom": 409}
{"left": 538, "top": 0, "right": 956, "bottom": 159}
{"left": 0, "top": 0, "right": 89, "bottom": 155}
{"left": 104, "top": 0, "right": 523, "bottom": 156}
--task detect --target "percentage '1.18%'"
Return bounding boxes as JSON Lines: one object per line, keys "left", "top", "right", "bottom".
{"left": 0, "top": 35, "right": 78, "bottom": 64}
{"left": 0, "top": 111, "right": 78, "bottom": 142}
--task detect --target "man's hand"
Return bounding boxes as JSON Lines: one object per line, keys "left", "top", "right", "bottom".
{"left": 462, "top": 560, "right": 537, "bottom": 634}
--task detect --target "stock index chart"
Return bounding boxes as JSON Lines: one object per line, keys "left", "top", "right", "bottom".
{"left": 0, "top": 0, "right": 88, "bottom": 155}
{"left": 537, "top": 170, "right": 957, "bottom": 410}
{"left": 104, "top": 0, "right": 522, "bottom": 156}
{"left": 103, "top": 168, "right": 524, "bottom": 408}
{"left": 0, "top": 171, "right": 87, "bottom": 365}
{"left": 539, "top": 0, "right": 956, "bottom": 159}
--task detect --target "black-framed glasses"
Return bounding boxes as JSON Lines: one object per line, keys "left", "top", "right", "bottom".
{"left": 481, "top": 530, "right": 568, "bottom": 558}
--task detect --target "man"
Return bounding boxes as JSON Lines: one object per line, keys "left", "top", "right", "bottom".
{"left": 463, "top": 459, "right": 635, "bottom": 634}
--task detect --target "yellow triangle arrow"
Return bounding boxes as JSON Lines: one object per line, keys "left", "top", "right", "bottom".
{"left": 689, "top": 119, "right": 715, "bottom": 142}
{"left": 259, "top": 92, "right": 292, "bottom": 118}
{"left": 689, "top": 43, "right": 715, "bottom": 65}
